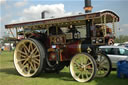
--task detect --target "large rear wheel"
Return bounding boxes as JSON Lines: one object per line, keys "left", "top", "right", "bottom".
{"left": 70, "top": 53, "right": 97, "bottom": 82}
{"left": 96, "top": 52, "right": 112, "bottom": 77}
{"left": 14, "top": 38, "right": 45, "bottom": 77}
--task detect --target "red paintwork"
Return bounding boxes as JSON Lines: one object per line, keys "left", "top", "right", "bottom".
{"left": 48, "top": 52, "right": 57, "bottom": 61}
{"left": 61, "top": 40, "right": 81, "bottom": 61}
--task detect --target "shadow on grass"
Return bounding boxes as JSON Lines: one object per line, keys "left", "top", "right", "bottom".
{"left": 39, "top": 71, "right": 128, "bottom": 83}
{"left": 7, "top": 60, "right": 13, "bottom": 62}
{"left": 1, "top": 68, "right": 127, "bottom": 85}
{"left": 39, "top": 71, "right": 74, "bottom": 81}
{"left": 0, "top": 67, "right": 74, "bottom": 81}
{"left": 0, "top": 68, "right": 19, "bottom": 76}
{"left": 94, "top": 73, "right": 128, "bottom": 85}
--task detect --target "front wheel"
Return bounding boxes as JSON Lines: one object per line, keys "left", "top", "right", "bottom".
{"left": 95, "top": 52, "right": 112, "bottom": 77}
{"left": 14, "top": 38, "right": 46, "bottom": 77}
{"left": 70, "top": 53, "right": 97, "bottom": 82}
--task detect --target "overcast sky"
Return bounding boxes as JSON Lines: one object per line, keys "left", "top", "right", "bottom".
{"left": 0, "top": 0, "right": 128, "bottom": 38}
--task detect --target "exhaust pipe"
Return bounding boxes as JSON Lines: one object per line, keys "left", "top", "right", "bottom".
{"left": 41, "top": 12, "right": 45, "bottom": 19}
{"left": 41, "top": 11, "right": 49, "bottom": 19}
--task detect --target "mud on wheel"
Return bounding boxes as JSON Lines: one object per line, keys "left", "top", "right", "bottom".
{"left": 70, "top": 53, "right": 97, "bottom": 82}
{"left": 14, "top": 38, "right": 46, "bottom": 77}
{"left": 95, "top": 52, "right": 112, "bottom": 77}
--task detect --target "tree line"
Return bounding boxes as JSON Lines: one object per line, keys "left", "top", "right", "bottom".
{"left": 115, "top": 35, "right": 128, "bottom": 43}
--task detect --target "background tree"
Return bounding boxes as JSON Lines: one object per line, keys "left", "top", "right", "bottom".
{"left": 115, "top": 35, "right": 128, "bottom": 43}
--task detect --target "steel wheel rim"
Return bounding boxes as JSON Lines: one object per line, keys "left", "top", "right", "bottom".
{"left": 70, "top": 54, "right": 95, "bottom": 82}
{"left": 14, "top": 40, "right": 40, "bottom": 77}
{"left": 96, "top": 53, "right": 110, "bottom": 77}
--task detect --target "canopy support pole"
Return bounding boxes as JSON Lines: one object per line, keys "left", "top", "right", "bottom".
{"left": 23, "top": 28, "right": 26, "bottom": 39}
{"left": 47, "top": 25, "right": 49, "bottom": 36}
{"left": 16, "top": 28, "right": 18, "bottom": 39}
{"left": 112, "top": 17, "right": 116, "bottom": 36}
{"left": 9, "top": 28, "right": 15, "bottom": 38}
{"left": 85, "top": 19, "right": 92, "bottom": 43}
{"left": 104, "top": 15, "right": 107, "bottom": 36}
{"left": 101, "top": 16, "right": 104, "bottom": 37}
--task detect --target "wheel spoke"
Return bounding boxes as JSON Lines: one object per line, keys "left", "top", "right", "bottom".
{"left": 23, "top": 44, "right": 29, "bottom": 53}
{"left": 85, "top": 72, "right": 89, "bottom": 79}
{"left": 22, "top": 59, "right": 28, "bottom": 65}
{"left": 78, "top": 72, "right": 81, "bottom": 78}
{"left": 32, "top": 54, "right": 40, "bottom": 58}
{"left": 20, "top": 54, "right": 27, "bottom": 58}
{"left": 21, "top": 64, "right": 28, "bottom": 70}
{"left": 100, "top": 58, "right": 106, "bottom": 64}
{"left": 32, "top": 59, "right": 40, "bottom": 65}
{"left": 34, "top": 58, "right": 40, "bottom": 62}
{"left": 100, "top": 55, "right": 102, "bottom": 61}
{"left": 81, "top": 72, "right": 84, "bottom": 79}
{"left": 27, "top": 66, "right": 32, "bottom": 74}
{"left": 33, "top": 62, "right": 37, "bottom": 69}
{"left": 33, "top": 49, "right": 38, "bottom": 55}
{"left": 28, "top": 43, "right": 33, "bottom": 52}
{"left": 23, "top": 47, "right": 28, "bottom": 54}
{"left": 83, "top": 56, "right": 85, "bottom": 64}
{"left": 85, "top": 62, "right": 92, "bottom": 67}
{"left": 31, "top": 47, "right": 37, "bottom": 55}
{"left": 74, "top": 62, "right": 81, "bottom": 67}
{"left": 97, "top": 66, "right": 106, "bottom": 75}
{"left": 29, "top": 61, "right": 35, "bottom": 70}
{"left": 18, "top": 50, "right": 27, "bottom": 56}
{"left": 100, "top": 65, "right": 109, "bottom": 70}
{"left": 18, "top": 59, "right": 25, "bottom": 62}
{"left": 101, "top": 68, "right": 106, "bottom": 73}
{"left": 87, "top": 70, "right": 92, "bottom": 75}
{"left": 84, "top": 56, "right": 88, "bottom": 64}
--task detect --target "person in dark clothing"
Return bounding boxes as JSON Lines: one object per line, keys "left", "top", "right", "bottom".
{"left": 49, "top": 26, "right": 56, "bottom": 35}
{"left": 68, "top": 25, "right": 80, "bottom": 39}
{"left": 68, "top": 25, "right": 79, "bottom": 33}
{"left": 49, "top": 26, "right": 63, "bottom": 35}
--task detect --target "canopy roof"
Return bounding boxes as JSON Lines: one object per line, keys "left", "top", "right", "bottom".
{"left": 5, "top": 10, "right": 119, "bottom": 29}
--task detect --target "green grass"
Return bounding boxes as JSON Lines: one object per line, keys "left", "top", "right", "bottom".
{"left": 0, "top": 51, "right": 128, "bottom": 85}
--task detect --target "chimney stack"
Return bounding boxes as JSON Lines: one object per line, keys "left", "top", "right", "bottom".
{"left": 84, "top": 0, "right": 93, "bottom": 13}
{"left": 41, "top": 11, "right": 45, "bottom": 19}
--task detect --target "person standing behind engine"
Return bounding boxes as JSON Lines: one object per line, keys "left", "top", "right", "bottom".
{"left": 68, "top": 25, "right": 80, "bottom": 39}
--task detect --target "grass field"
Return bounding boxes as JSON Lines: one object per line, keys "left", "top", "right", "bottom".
{"left": 0, "top": 51, "right": 127, "bottom": 85}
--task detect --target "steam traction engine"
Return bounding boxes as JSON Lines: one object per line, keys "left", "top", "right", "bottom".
{"left": 5, "top": 9, "right": 119, "bottom": 82}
